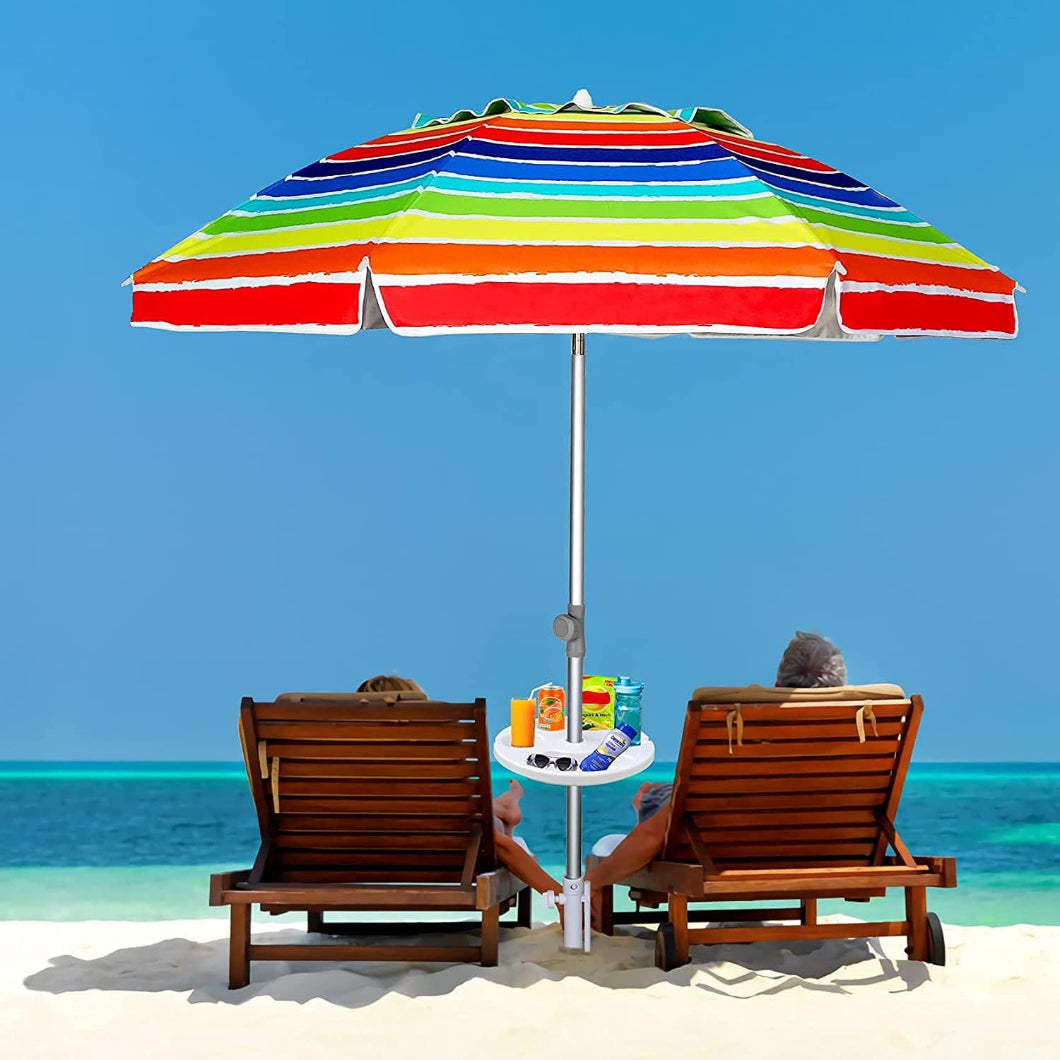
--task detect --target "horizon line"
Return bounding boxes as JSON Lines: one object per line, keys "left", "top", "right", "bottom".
{"left": 2, "top": 759, "right": 1058, "bottom": 767}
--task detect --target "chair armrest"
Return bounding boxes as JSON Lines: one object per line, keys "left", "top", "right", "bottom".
{"left": 474, "top": 868, "right": 526, "bottom": 910}
{"left": 209, "top": 870, "right": 251, "bottom": 906}
{"left": 616, "top": 860, "right": 704, "bottom": 896}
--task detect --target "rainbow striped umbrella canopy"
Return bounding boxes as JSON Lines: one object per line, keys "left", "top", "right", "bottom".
{"left": 129, "top": 93, "right": 1019, "bottom": 339}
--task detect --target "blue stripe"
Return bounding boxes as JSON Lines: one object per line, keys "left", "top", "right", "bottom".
{"left": 428, "top": 173, "right": 766, "bottom": 199}
{"left": 240, "top": 178, "right": 428, "bottom": 212}
{"left": 293, "top": 144, "right": 457, "bottom": 180}
{"left": 464, "top": 139, "right": 731, "bottom": 165}
{"left": 772, "top": 188, "right": 923, "bottom": 224}
{"left": 748, "top": 171, "right": 900, "bottom": 208}
{"left": 445, "top": 153, "right": 750, "bottom": 184}
{"left": 736, "top": 156, "right": 868, "bottom": 190}
{"left": 259, "top": 158, "right": 442, "bottom": 198}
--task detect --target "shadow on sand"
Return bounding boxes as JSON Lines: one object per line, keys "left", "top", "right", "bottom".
{"left": 23, "top": 922, "right": 932, "bottom": 1006}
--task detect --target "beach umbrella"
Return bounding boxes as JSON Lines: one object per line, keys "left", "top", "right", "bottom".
{"left": 128, "top": 90, "right": 1020, "bottom": 950}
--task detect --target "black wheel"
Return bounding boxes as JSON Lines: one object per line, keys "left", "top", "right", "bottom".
{"left": 926, "top": 912, "right": 946, "bottom": 966}
{"left": 655, "top": 922, "right": 680, "bottom": 972}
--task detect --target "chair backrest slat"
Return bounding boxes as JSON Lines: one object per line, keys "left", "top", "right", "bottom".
{"left": 663, "top": 696, "right": 921, "bottom": 869}
{"left": 239, "top": 696, "right": 496, "bottom": 885}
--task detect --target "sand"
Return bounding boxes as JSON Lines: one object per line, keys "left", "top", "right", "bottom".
{"left": 3, "top": 915, "right": 1058, "bottom": 1059}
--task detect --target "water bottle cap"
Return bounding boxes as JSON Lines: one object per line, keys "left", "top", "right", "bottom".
{"left": 615, "top": 677, "right": 643, "bottom": 695}
{"left": 617, "top": 723, "right": 637, "bottom": 739}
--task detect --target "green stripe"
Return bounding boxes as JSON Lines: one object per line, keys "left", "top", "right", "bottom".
{"left": 792, "top": 204, "right": 954, "bottom": 245}
{"left": 203, "top": 188, "right": 795, "bottom": 234}
{"left": 203, "top": 192, "right": 420, "bottom": 235}
{"left": 407, "top": 189, "right": 791, "bottom": 222}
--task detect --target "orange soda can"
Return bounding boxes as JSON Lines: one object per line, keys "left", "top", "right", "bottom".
{"left": 532, "top": 684, "right": 566, "bottom": 732}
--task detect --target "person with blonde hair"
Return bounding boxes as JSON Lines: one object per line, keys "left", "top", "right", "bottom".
{"left": 356, "top": 674, "right": 426, "bottom": 695}
{"left": 356, "top": 675, "right": 563, "bottom": 901}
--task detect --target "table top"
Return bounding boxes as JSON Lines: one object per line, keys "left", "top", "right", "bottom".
{"left": 492, "top": 726, "right": 656, "bottom": 787}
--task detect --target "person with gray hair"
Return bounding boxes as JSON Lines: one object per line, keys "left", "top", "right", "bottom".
{"left": 775, "top": 630, "right": 847, "bottom": 688}
{"left": 584, "top": 631, "right": 848, "bottom": 928}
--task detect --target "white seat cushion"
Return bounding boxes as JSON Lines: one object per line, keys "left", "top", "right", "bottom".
{"left": 590, "top": 833, "right": 628, "bottom": 858}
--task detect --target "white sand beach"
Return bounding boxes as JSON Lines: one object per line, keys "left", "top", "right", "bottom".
{"left": 3, "top": 915, "right": 1058, "bottom": 1059}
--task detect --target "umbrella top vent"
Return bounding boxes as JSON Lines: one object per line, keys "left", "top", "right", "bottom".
{"left": 411, "top": 94, "right": 755, "bottom": 139}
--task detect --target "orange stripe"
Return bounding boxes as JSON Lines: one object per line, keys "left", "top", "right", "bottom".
{"left": 840, "top": 253, "right": 1018, "bottom": 294}
{"left": 369, "top": 243, "right": 836, "bottom": 278}
{"left": 133, "top": 246, "right": 375, "bottom": 284}
{"left": 134, "top": 243, "right": 838, "bottom": 285}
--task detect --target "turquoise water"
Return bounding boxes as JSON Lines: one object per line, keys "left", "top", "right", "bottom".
{"left": 0, "top": 762, "right": 1057, "bottom": 925}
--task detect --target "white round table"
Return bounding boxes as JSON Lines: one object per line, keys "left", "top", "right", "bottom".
{"left": 492, "top": 726, "right": 656, "bottom": 786}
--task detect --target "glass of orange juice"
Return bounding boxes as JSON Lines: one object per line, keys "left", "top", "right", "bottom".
{"left": 510, "top": 698, "right": 536, "bottom": 747}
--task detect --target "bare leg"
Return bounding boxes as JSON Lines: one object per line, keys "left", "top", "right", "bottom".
{"left": 493, "top": 779, "right": 524, "bottom": 835}
{"left": 494, "top": 831, "right": 561, "bottom": 896}
{"left": 584, "top": 812, "right": 668, "bottom": 930}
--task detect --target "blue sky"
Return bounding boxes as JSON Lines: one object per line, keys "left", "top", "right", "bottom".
{"left": 2, "top": 1, "right": 1056, "bottom": 761}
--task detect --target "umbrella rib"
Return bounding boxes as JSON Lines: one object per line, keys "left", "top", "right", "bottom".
{"left": 368, "top": 119, "right": 495, "bottom": 247}
{"left": 670, "top": 116, "right": 839, "bottom": 276}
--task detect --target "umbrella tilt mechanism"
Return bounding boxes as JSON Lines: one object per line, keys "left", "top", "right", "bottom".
{"left": 552, "top": 605, "right": 585, "bottom": 658}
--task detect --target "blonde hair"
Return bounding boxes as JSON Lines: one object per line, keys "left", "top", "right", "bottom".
{"left": 356, "top": 675, "right": 426, "bottom": 696}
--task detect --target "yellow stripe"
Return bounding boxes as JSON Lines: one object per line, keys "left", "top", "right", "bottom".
{"left": 162, "top": 214, "right": 991, "bottom": 268}
{"left": 821, "top": 229, "right": 990, "bottom": 267}
{"left": 165, "top": 215, "right": 823, "bottom": 259}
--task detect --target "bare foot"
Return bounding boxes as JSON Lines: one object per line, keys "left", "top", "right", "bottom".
{"left": 494, "top": 779, "right": 524, "bottom": 834}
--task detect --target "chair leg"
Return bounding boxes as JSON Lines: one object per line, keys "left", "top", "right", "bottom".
{"left": 599, "top": 885, "right": 614, "bottom": 936}
{"left": 668, "top": 894, "right": 690, "bottom": 966}
{"left": 307, "top": 911, "right": 324, "bottom": 934}
{"left": 516, "top": 886, "right": 532, "bottom": 928}
{"left": 229, "top": 904, "right": 251, "bottom": 989}
{"left": 481, "top": 905, "right": 500, "bottom": 967}
{"left": 800, "top": 898, "right": 817, "bottom": 926}
{"left": 905, "top": 887, "right": 929, "bottom": 962}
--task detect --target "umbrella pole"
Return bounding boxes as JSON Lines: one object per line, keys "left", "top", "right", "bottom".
{"left": 553, "top": 332, "right": 589, "bottom": 950}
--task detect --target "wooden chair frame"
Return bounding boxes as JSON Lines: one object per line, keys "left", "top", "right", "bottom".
{"left": 210, "top": 696, "right": 529, "bottom": 987}
{"left": 589, "top": 694, "right": 955, "bottom": 968}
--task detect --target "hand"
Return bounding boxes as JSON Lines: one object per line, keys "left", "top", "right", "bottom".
{"left": 590, "top": 884, "right": 603, "bottom": 932}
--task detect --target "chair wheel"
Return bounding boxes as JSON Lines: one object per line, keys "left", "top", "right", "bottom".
{"left": 655, "top": 922, "right": 681, "bottom": 972}
{"left": 926, "top": 912, "right": 946, "bottom": 966}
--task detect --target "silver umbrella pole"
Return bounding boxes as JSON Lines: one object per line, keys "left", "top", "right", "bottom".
{"left": 552, "top": 332, "right": 589, "bottom": 950}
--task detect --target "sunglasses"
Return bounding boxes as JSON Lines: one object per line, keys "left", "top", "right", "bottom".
{"left": 526, "top": 752, "right": 578, "bottom": 772}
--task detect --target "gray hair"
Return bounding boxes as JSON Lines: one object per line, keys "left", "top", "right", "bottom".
{"left": 776, "top": 631, "right": 847, "bottom": 688}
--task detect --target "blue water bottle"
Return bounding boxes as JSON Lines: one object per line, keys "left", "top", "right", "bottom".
{"left": 614, "top": 676, "right": 643, "bottom": 746}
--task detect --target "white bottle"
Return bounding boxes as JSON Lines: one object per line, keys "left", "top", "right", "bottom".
{"left": 578, "top": 723, "right": 637, "bottom": 772}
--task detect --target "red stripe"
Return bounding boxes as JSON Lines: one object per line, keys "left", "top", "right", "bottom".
{"left": 492, "top": 116, "right": 688, "bottom": 134}
{"left": 132, "top": 282, "right": 362, "bottom": 328}
{"left": 839, "top": 290, "right": 1016, "bottom": 335}
{"left": 723, "top": 142, "right": 836, "bottom": 173}
{"left": 711, "top": 130, "right": 804, "bottom": 159}
{"left": 474, "top": 126, "right": 709, "bottom": 147}
{"left": 329, "top": 121, "right": 490, "bottom": 161}
{"left": 377, "top": 281, "right": 824, "bottom": 330}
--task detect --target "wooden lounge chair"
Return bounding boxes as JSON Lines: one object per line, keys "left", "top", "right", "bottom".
{"left": 588, "top": 686, "right": 955, "bottom": 971}
{"left": 209, "top": 695, "right": 529, "bottom": 987}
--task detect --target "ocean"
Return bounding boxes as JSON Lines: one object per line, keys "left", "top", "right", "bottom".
{"left": 0, "top": 762, "right": 1056, "bottom": 925}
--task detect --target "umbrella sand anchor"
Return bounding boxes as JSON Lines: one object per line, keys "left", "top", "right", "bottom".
{"left": 552, "top": 333, "right": 590, "bottom": 951}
